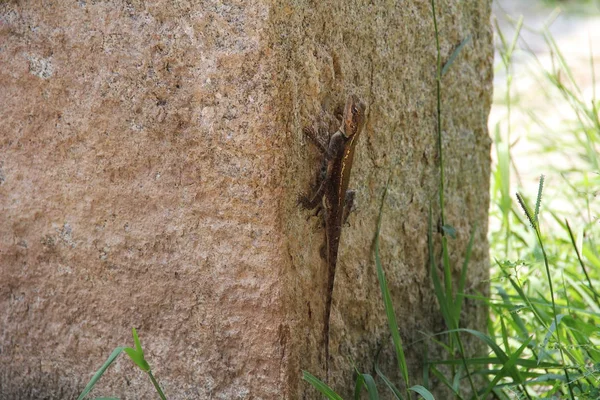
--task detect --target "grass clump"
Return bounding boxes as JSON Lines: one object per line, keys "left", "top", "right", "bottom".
{"left": 77, "top": 328, "right": 166, "bottom": 400}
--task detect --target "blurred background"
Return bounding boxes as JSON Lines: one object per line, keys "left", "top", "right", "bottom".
{"left": 491, "top": 0, "right": 600, "bottom": 198}
{"left": 485, "top": 2, "right": 600, "bottom": 398}
{"left": 490, "top": 0, "right": 600, "bottom": 232}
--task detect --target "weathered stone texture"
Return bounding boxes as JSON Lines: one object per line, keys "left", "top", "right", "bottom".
{"left": 0, "top": 0, "right": 492, "bottom": 399}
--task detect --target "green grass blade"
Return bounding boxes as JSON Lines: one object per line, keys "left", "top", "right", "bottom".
{"left": 132, "top": 327, "right": 144, "bottom": 357}
{"left": 494, "top": 122, "right": 511, "bottom": 255}
{"left": 123, "top": 347, "right": 150, "bottom": 372}
{"left": 454, "top": 225, "right": 477, "bottom": 321}
{"left": 441, "top": 236, "right": 454, "bottom": 322}
{"left": 565, "top": 220, "right": 600, "bottom": 302}
{"left": 451, "top": 365, "right": 462, "bottom": 393}
{"left": 506, "top": 15, "right": 524, "bottom": 61}
{"left": 493, "top": 17, "right": 508, "bottom": 62}
{"left": 429, "top": 206, "right": 447, "bottom": 310}
{"left": 354, "top": 374, "right": 379, "bottom": 400}
{"left": 544, "top": 29, "right": 582, "bottom": 95}
{"left": 582, "top": 243, "right": 600, "bottom": 270}
{"left": 442, "top": 35, "right": 472, "bottom": 76}
{"left": 409, "top": 385, "right": 435, "bottom": 400}
{"left": 499, "top": 312, "right": 511, "bottom": 357}
{"left": 148, "top": 371, "right": 167, "bottom": 400}
{"left": 501, "top": 269, "right": 547, "bottom": 329}
{"left": 354, "top": 374, "right": 364, "bottom": 400}
{"left": 538, "top": 314, "right": 566, "bottom": 365}
{"left": 427, "top": 334, "right": 453, "bottom": 355}
{"left": 563, "top": 275, "right": 600, "bottom": 314}
{"left": 77, "top": 347, "right": 125, "bottom": 400}
{"left": 480, "top": 336, "right": 532, "bottom": 399}
{"left": 441, "top": 224, "right": 457, "bottom": 239}
{"left": 374, "top": 362, "right": 404, "bottom": 400}
{"left": 430, "top": 0, "right": 446, "bottom": 229}
{"left": 428, "top": 366, "right": 464, "bottom": 399}
{"left": 428, "top": 356, "right": 560, "bottom": 369}
{"left": 455, "top": 329, "right": 510, "bottom": 367}
{"left": 374, "top": 178, "right": 409, "bottom": 388}
{"left": 302, "top": 371, "right": 343, "bottom": 400}
{"left": 494, "top": 285, "right": 530, "bottom": 340}
{"left": 124, "top": 328, "right": 150, "bottom": 372}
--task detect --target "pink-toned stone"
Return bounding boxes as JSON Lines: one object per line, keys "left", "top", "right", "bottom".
{"left": 0, "top": 1, "right": 492, "bottom": 398}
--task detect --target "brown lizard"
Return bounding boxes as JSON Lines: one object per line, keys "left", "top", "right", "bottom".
{"left": 299, "top": 94, "right": 366, "bottom": 375}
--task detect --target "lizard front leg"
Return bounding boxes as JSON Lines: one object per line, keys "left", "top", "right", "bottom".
{"left": 303, "top": 126, "right": 329, "bottom": 156}
{"left": 298, "top": 125, "right": 331, "bottom": 210}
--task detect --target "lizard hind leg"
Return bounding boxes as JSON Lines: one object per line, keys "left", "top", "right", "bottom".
{"left": 312, "top": 203, "right": 324, "bottom": 219}
{"left": 342, "top": 190, "right": 356, "bottom": 226}
{"left": 299, "top": 203, "right": 323, "bottom": 223}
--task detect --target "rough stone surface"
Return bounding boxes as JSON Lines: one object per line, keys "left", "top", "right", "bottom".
{"left": 0, "top": 1, "right": 492, "bottom": 399}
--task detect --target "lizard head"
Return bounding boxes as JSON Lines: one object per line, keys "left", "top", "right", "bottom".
{"left": 341, "top": 94, "right": 366, "bottom": 138}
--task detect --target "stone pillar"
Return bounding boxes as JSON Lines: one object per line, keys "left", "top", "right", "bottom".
{"left": 0, "top": 1, "right": 492, "bottom": 398}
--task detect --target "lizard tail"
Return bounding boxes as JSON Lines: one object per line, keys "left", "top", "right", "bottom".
{"left": 324, "top": 235, "right": 340, "bottom": 380}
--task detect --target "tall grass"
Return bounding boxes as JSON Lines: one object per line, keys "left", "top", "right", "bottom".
{"left": 483, "top": 4, "right": 600, "bottom": 399}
